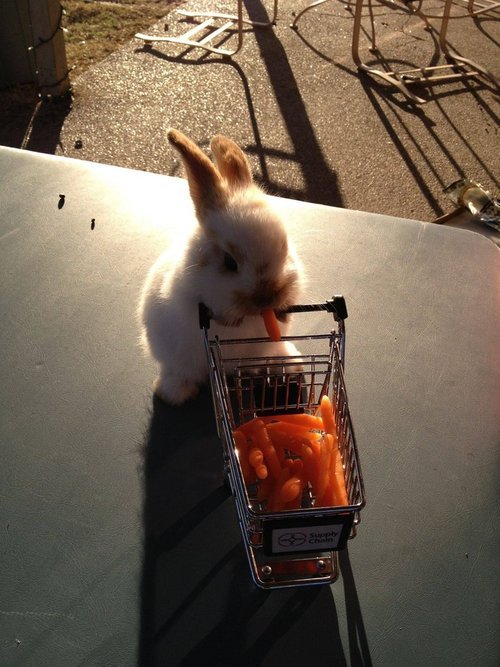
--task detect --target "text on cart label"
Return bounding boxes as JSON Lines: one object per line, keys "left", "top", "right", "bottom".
{"left": 271, "top": 524, "right": 343, "bottom": 553}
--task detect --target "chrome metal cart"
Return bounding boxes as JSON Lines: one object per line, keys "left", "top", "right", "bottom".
{"left": 199, "top": 297, "right": 366, "bottom": 589}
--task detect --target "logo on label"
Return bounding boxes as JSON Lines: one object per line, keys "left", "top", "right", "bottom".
{"left": 277, "top": 532, "right": 307, "bottom": 548}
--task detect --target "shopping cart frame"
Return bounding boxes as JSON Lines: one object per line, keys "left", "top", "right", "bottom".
{"left": 199, "top": 297, "right": 366, "bottom": 589}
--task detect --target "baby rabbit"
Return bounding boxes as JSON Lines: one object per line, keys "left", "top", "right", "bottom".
{"left": 139, "top": 129, "right": 303, "bottom": 405}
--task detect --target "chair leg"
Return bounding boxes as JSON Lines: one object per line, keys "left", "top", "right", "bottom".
{"left": 438, "top": 0, "right": 499, "bottom": 87}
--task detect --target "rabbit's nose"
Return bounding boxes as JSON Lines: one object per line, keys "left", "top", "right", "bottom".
{"left": 252, "top": 280, "right": 281, "bottom": 309}
{"left": 254, "top": 294, "right": 274, "bottom": 309}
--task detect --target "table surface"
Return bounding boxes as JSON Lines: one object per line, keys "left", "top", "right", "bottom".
{"left": 1, "top": 146, "right": 498, "bottom": 667}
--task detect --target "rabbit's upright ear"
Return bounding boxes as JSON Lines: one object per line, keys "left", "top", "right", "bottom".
{"left": 167, "top": 129, "right": 225, "bottom": 218}
{"left": 210, "top": 135, "right": 253, "bottom": 191}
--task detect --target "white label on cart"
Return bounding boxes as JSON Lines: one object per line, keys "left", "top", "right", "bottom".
{"left": 271, "top": 524, "right": 344, "bottom": 554}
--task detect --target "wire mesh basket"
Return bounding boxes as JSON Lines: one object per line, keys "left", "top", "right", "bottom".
{"left": 200, "top": 297, "right": 366, "bottom": 589}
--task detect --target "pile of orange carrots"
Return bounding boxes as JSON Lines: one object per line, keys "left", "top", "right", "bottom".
{"left": 232, "top": 395, "right": 349, "bottom": 512}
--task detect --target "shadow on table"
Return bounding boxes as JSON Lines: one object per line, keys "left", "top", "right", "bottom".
{"left": 138, "top": 389, "right": 372, "bottom": 666}
{"left": 339, "top": 548, "right": 373, "bottom": 667}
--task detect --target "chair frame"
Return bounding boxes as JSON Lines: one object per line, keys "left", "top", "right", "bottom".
{"left": 136, "top": 0, "right": 278, "bottom": 57}
{"left": 292, "top": 0, "right": 499, "bottom": 103}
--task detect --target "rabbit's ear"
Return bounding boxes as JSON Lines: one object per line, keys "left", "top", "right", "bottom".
{"left": 210, "top": 135, "right": 253, "bottom": 191}
{"left": 168, "top": 129, "right": 225, "bottom": 218}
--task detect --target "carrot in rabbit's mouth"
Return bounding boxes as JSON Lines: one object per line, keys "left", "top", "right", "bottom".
{"left": 261, "top": 308, "right": 281, "bottom": 341}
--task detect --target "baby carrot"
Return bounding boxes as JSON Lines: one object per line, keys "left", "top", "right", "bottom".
{"left": 315, "top": 433, "right": 334, "bottom": 502}
{"left": 333, "top": 446, "right": 349, "bottom": 505}
{"left": 285, "top": 470, "right": 305, "bottom": 509}
{"left": 266, "top": 427, "right": 295, "bottom": 456}
{"left": 265, "top": 413, "right": 324, "bottom": 430}
{"left": 321, "top": 470, "right": 349, "bottom": 506}
{"left": 256, "top": 464, "right": 269, "bottom": 480}
{"left": 268, "top": 468, "right": 291, "bottom": 511}
{"left": 261, "top": 308, "right": 281, "bottom": 342}
{"left": 254, "top": 421, "right": 283, "bottom": 480}
{"left": 306, "top": 432, "right": 322, "bottom": 459}
{"left": 320, "top": 395, "right": 336, "bottom": 437}
{"left": 320, "top": 445, "right": 348, "bottom": 507}
{"left": 248, "top": 447, "right": 264, "bottom": 468}
{"left": 300, "top": 442, "right": 318, "bottom": 491}
{"left": 265, "top": 421, "right": 321, "bottom": 438}
{"left": 267, "top": 427, "right": 314, "bottom": 459}
{"left": 237, "top": 418, "right": 266, "bottom": 438}
{"left": 285, "top": 458, "right": 304, "bottom": 476}
{"left": 279, "top": 476, "right": 302, "bottom": 504}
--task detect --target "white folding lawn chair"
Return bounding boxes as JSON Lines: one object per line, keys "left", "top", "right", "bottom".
{"left": 136, "top": 0, "right": 278, "bottom": 56}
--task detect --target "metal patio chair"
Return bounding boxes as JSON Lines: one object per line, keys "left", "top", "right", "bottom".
{"left": 292, "top": 0, "right": 499, "bottom": 103}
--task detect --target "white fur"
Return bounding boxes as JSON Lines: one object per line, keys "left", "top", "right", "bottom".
{"left": 139, "top": 130, "right": 303, "bottom": 405}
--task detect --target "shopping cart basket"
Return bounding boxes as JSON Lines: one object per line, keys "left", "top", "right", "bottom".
{"left": 199, "top": 297, "right": 366, "bottom": 589}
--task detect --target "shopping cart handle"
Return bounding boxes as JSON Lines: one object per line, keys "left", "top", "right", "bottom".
{"left": 286, "top": 296, "right": 348, "bottom": 321}
{"left": 327, "top": 294, "right": 347, "bottom": 322}
{"left": 198, "top": 296, "right": 348, "bottom": 329}
{"left": 198, "top": 294, "right": 347, "bottom": 329}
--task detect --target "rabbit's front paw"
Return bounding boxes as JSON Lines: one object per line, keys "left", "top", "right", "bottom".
{"left": 153, "top": 374, "right": 199, "bottom": 406}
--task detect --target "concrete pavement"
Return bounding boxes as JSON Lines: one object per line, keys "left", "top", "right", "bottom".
{"left": 7, "top": 0, "right": 500, "bottom": 231}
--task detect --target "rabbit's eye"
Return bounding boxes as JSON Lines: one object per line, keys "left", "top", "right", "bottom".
{"left": 223, "top": 252, "right": 238, "bottom": 273}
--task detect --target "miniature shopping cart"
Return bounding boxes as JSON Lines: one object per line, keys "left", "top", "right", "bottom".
{"left": 199, "top": 297, "right": 366, "bottom": 589}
